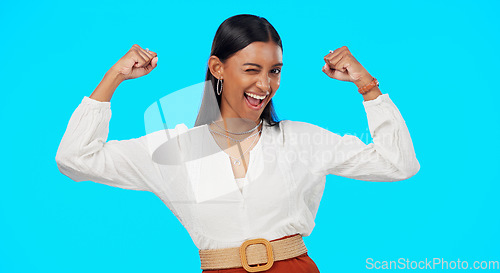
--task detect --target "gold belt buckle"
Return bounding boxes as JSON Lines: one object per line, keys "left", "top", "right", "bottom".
{"left": 239, "top": 238, "right": 274, "bottom": 272}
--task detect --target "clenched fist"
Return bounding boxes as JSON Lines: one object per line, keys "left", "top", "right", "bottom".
{"left": 322, "top": 46, "right": 370, "bottom": 84}
{"left": 111, "top": 44, "right": 158, "bottom": 81}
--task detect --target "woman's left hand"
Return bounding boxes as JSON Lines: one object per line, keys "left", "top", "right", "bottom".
{"left": 322, "top": 46, "right": 371, "bottom": 84}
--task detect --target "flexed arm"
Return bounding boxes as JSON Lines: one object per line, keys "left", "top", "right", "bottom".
{"left": 283, "top": 46, "right": 419, "bottom": 182}
{"left": 55, "top": 44, "right": 164, "bottom": 191}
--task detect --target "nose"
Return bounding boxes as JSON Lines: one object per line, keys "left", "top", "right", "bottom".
{"left": 256, "top": 73, "right": 271, "bottom": 94}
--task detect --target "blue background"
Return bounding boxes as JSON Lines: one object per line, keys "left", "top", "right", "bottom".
{"left": 1, "top": 0, "right": 499, "bottom": 272}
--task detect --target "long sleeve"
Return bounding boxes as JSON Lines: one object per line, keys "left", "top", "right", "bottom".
{"left": 282, "top": 93, "right": 420, "bottom": 182}
{"left": 55, "top": 96, "right": 163, "bottom": 191}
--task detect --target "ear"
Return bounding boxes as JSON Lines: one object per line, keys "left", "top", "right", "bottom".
{"left": 208, "top": 55, "right": 224, "bottom": 79}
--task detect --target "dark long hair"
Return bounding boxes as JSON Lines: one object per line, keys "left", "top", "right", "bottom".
{"left": 194, "top": 14, "right": 282, "bottom": 128}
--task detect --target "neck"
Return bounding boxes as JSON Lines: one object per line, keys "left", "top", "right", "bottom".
{"left": 217, "top": 110, "right": 262, "bottom": 132}
{"left": 214, "top": 117, "right": 262, "bottom": 133}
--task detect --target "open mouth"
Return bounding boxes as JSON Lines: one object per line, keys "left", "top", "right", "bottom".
{"left": 244, "top": 92, "right": 267, "bottom": 110}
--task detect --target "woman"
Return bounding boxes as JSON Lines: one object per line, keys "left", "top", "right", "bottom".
{"left": 56, "top": 14, "right": 420, "bottom": 272}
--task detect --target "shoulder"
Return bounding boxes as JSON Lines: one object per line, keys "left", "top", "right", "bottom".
{"left": 141, "top": 123, "right": 203, "bottom": 160}
{"left": 279, "top": 119, "right": 326, "bottom": 134}
{"left": 142, "top": 123, "right": 190, "bottom": 147}
{"left": 270, "top": 120, "right": 331, "bottom": 148}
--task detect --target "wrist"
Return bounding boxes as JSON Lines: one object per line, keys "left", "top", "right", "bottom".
{"left": 353, "top": 73, "right": 373, "bottom": 88}
{"left": 107, "top": 66, "right": 126, "bottom": 84}
{"left": 353, "top": 73, "right": 382, "bottom": 101}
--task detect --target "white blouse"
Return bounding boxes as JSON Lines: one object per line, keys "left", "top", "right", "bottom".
{"left": 55, "top": 93, "right": 420, "bottom": 250}
{"left": 235, "top": 177, "right": 246, "bottom": 194}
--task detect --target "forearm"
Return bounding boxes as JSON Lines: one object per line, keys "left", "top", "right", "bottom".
{"left": 89, "top": 67, "right": 124, "bottom": 102}
{"left": 353, "top": 73, "right": 382, "bottom": 102}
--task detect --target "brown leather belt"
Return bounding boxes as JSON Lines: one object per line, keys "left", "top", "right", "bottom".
{"left": 199, "top": 234, "right": 307, "bottom": 272}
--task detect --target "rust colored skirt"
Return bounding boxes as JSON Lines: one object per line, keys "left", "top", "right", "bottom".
{"left": 201, "top": 234, "right": 321, "bottom": 273}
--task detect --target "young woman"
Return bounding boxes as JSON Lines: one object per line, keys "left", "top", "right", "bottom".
{"left": 56, "top": 14, "right": 420, "bottom": 273}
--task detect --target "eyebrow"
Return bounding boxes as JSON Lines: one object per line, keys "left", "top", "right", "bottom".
{"left": 242, "top": 62, "right": 283, "bottom": 68}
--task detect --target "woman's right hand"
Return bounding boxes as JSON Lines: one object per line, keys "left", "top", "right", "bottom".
{"left": 111, "top": 44, "right": 158, "bottom": 81}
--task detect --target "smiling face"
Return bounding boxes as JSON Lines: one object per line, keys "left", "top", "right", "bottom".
{"left": 209, "top": 41, "right": 283, "bottom": 124}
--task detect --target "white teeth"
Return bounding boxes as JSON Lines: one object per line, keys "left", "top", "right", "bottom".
{"left": 245, "top": 92, "right": 266, "bottom": 100}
